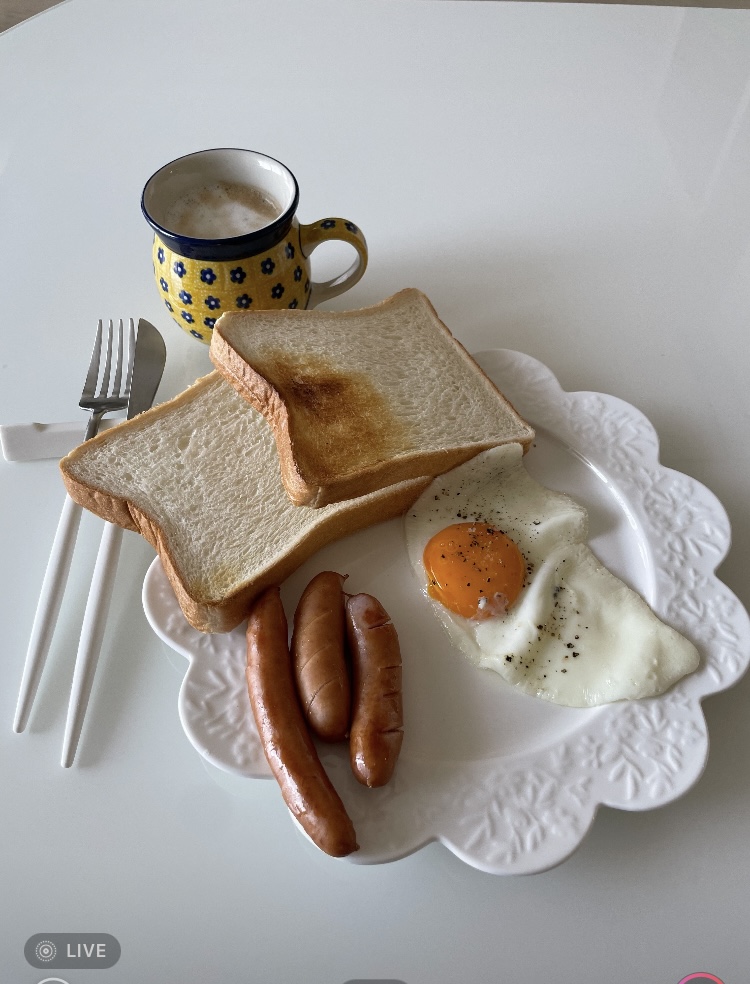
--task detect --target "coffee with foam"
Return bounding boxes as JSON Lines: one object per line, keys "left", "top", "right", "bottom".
{"left": 162, "top": 181, "right": 282, "bottom": 239}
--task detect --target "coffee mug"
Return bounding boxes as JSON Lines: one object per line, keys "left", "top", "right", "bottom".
{"left": 141, "top": 148, "right": 368, "bottom": 342}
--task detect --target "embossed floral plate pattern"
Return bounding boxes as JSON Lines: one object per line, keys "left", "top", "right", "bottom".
{"left": 142, "top": 349, "right": 750, "bottom": 874}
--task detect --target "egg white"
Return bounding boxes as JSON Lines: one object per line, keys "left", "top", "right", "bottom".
{"left": 404, "top": 443, "right": 700, "bottom": 707}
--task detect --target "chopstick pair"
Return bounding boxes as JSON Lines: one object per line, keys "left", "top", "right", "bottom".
{"left": 14, "top": 506, "right": 125, "bottom": 767}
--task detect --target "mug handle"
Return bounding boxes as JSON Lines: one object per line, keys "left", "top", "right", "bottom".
{"left": 299, "top": 218, "right": 368, "bottom": 307}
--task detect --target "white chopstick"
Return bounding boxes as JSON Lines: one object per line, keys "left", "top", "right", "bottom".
{"left": 61, "top": 522, "right": 124, "bottom": 767}
{"left": 13, "top": 493, "right": 84, "bottom": 734}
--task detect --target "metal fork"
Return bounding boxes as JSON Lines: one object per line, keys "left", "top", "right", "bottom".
{"left": 13, "top": 320, "right": 135, "bottom": 737}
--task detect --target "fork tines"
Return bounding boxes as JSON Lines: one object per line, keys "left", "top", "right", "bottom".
{"left": 83, "top": 318, "right": 135, "bottom": 407}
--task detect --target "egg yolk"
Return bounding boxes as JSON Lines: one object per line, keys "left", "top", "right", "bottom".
{"left": 422, "top": 522, "right": 526, "bottom": 620}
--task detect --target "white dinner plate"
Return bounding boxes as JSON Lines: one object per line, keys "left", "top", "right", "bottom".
{"left": 142, "top": 349, "right": 750, "bottom": 874}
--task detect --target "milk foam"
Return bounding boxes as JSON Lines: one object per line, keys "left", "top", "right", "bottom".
{"left": 163, "top": 181, "right": 282, "bottom": 238}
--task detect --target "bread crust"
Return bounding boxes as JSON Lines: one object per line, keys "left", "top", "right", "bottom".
{"left": 60, "top": 381, "right": 430, "bottom": 633}
{"left": 210, "top": 289, "right": 535, "bottom": 508}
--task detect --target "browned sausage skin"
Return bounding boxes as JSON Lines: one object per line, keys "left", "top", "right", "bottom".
{"left": 246, "top": 586, "right": 358, "bottom": 857}
{"left": 346, "top": 592, "right": 403, "bottom": 788}
{"left": 291, "top": 571, "right": 350, "bottom": 742}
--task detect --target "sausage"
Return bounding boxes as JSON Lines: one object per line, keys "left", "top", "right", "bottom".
{"left": 346, "top": 592, "right": 403, "bottom": 788}
{"left": 291, "top": 571, "right": 350, "bottom": 742}
{"left": 245, "top": 586, "right": 358, "bottom": 857}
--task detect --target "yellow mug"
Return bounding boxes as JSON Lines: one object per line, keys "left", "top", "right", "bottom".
{"left": 141, "top": 148, "right": 368, "bottom": 342}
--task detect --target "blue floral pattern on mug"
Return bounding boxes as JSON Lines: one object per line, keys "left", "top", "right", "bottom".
{"left": 151, "top": 207, "right": 366, "bottom": 343}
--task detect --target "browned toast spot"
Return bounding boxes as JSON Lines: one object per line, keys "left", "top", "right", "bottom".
{"left": 260, "top": 352, "right": 410, "bottom": 481}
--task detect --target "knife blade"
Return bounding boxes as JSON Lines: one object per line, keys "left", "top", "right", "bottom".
{"left": 126, "top": 318, "right": 167, "bottom": 419}
{"left": 60, "top": 319, "right": 166, "bottom": 767}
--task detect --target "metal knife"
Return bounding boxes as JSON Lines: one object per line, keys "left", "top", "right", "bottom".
{"left": 61, "top": 319, "right": 166, "bottom": 767}
{"left": 124, "top": 319, "right": 167, "bottom": 418}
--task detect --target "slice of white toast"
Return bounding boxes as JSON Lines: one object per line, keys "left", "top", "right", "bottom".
{"left": 60, "top": 372, "right": 430, "bottom": 633}
{"left": 210, "top": 288, "right": 535, "bottom": 507}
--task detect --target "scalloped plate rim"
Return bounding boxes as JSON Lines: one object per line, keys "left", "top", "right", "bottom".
{"left": 142, "top": 347, "right": 750, "bottom": 874}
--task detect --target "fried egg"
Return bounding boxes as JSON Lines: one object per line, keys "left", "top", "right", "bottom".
{"left": 404, "top": 443, "right": 699, "bottom": 707}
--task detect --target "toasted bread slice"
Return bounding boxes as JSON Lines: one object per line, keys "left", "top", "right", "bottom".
{"left": 60, "top": 372, "right": 430, "bottom": 633}
{"left": 209, "top": 288, "right": 535, "bottom": 507}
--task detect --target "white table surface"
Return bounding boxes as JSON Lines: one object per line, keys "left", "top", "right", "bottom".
{"left": 2, "top": 1, "right": 750, "bottom": 981}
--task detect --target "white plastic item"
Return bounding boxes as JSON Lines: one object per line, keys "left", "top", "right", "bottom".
{"left": 13, "top": 493, "right": 84, "bottom": 733}
{"left": 61, "top": 522, "right": 124, "bottom": 767}
{"left": 0, "top": 418, "right": 122, "bottom": 462}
